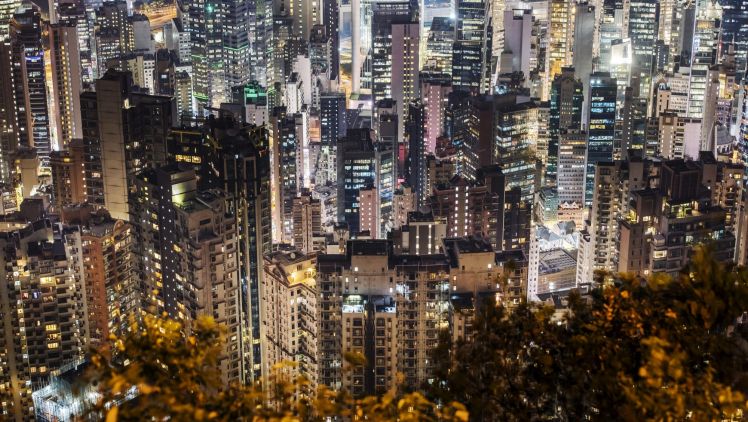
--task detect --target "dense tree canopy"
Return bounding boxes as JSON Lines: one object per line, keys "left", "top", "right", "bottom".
{"left": 428, "top": 246, "right": 748, "bottom": 421}
{"left": 85, "top": 246, "right": 748, "bottom": 421}
{"left": 85, "top": 315, "right": 467, "bottom": 421}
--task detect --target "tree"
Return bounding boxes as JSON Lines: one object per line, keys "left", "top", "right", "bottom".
{"left": 429, "top": 246, "right": 748, "bottom": 421}
{"left": 85, "top": 314, "right": 468, "bottom": 421}
{"left": 85, "top": 246, "right": 748, "bottom": 421}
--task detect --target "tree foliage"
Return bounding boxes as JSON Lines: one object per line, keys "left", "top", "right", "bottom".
{"left": 428, "top": 246, "right": 748, "bottom": 421}
{"left": 85, "top": 246, "right": 748, "bottom": 421}
{"left": 84, "top": 314, "right": 468, "bottom": 421}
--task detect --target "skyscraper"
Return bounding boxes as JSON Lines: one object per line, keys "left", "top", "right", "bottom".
{"left": 452, "top": 0, "right": 493, "bottom": 94}
{"left": 502, "top": 9, "right": 533, "bottom": 78}
{"left": 687, "top": 1, "right": 721, "bottom": 121}
{"left": 223, "top": 0, "right": 252, "bottom": 94}
{"left": 94, "top": 2, "right": 132, "bottom": 76}
{"left": 548, "top": 68, "right": 583, "bottom": 186}
{"left": 185, "top": 0, "right": 229, "bottom": 110}
{"left": 420, "top": 73, "right": 451, "bottom": 154}
{"left": 292, "top": 194, "right": 321, "bottom": 253}
{"left": 322, "top": 0, "right": 339, "bottom": 80}
{"left": 557, "top": 130, "right": 587, "bottom": 205}
{"left": 261, "top": 250, "right": 318, "bottom": 394}
{"left": 585, "top": 72, "right": 617, "bottom": 205}
{"left": 50, "top": 140, "right": 86, "bottom": 210}
{"left": 48, "top": 24, "right": 82, "bottom": 150}
{"left": 69, "top": 211, "right": 137, "bottom": 345}
{"left": 9, "top": 4, "right": 50, "bottom": 161}
{"left": 572, "top": 3, "right": 595, "bottom": 122}
{"left": 547, "top": 0, "right": 574, "bottom": 84}
{"left": 337, "top": 129, "right": 377, "bottom": 234}
{"left": 318, "top": 92, "right": 347, "bottom": 186}
{"left": 81, "top": 70, "right": 174, "bottom": 220}
{"left": 719, "top": 0, "right": 748, "bottom": 81}
{"left": 371, "top": 1, "right": 419, "bottom": 139}
{"left": 0, "top": 221, "right": 89, "bottom": 421}
{"left": 424, "top": 17, "right": 454, "bottom": 74}
{"left": 315, "top": 236, "right": 525, "bottom": 393}
{"left": 407, "top": 100, "right": 427, "bottom": 206}
{"left": 215, "top": 123, "right": 271, "bottom": 382}
{"left": 131, "top": 165, "right": 243, "bottom": 384}
{"left": 628, "top": 0, "right": 658, "bottom": 98}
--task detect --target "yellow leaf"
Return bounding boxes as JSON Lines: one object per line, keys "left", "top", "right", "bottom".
{"left": 138, "top": 383, "right": 158, "bottom": 395}
{"left": 455, "top": 410, "right": 469, "bottom": 421}
{"left": 620, "top": 290, "right": 629, "bottom": 299}
{"left": 106, "top": 407, "right": 118, "bottom": 422}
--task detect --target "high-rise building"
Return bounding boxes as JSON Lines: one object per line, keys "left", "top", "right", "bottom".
{"left": 336, "top": 129, "right": 382, "bottom": 235}
{"left": 501, "top": 9, "right": 533, "bottom": 78}
{"left": 371, "top": 2, "right": 419, "bottom": 139}
{"left": 223, "top": 0, "right": 252, "bottom": 95}
{"left": 317, "top": 93, "right": 346, "bottom": 186}
{"left": 617, "top": 158, "right": 736, "bottom": 277}
{"left": 452, "top": 0, "right": 493, "bottom": 94}
{"left": 598, "top": 0, "right": 624, "bottom": 72}
{"left": 322, "top": 0, "right": 339, "bottom": 80}
{"left": 50, "top": 140, "right": 86, "bottom": 210}
{"left": 547, "top": 0, "right": 574, "bottom": 85}
{"left": 467, "top": 95, "right": 539, "bottom": 202}
{"left": 445, "top": 90, "right": 473, "bottom": 177}
{"left": 213, "top": 122, "right": 272, "bottom": 382}
{"left": 586, "top": 158, "right": 658, "bottom": 274}
{"left": 374, "top": 99, "right": 401, "bottom": 176}
{"left": 48, "top": 24, "right": 82, "bottom": 150}
{"left": 81, "top": 70, "right": 174, "bottom": 219}
{"left": 270, "top": 108, "right": 301, "bottom": 243}
{"left": 309, "top": 25, "right": 332, "bottom": 102}
{"left": 9, "top": 4, "right": 50, "bottom": 162}
{"left": 420, "top": 74, "right": 451, "bottom": 155}
{"left": 288, "top": 0, "right": 321, "bottom": 42}
{"left": 0, "top": 220, "right": 89, "bottom": 421}
{"left": 0, "top": 43, "right": 16, "bottom": 183}
{"left": 0, "top": 0, "right": 20, "bottom": 40}
{"left": 720, "top": 0, "right": 748, "bottom": 81}
{"left": 65, "top": 211, "right": 137, "bottom": 345}
{"left": 358, "top": 186, "right": 380, "bottom": 237}
{"left": 54, "top": 0, "right": 96, "bottom": 90}
{"left": 261, "top": 250, "right": 318, "bottom": 395}
{"left": 94, "top": 2, "right": 133, "bottom": 76}
{"left": 185, "top": 0, "right": 256, "bottom": 110}
{"left": 430, "top": 170, "right": 505, "bottom": 250}
{"left": 557, "top": 130, "right": 587, "bottom": 206}
{"left": 174, "top": 72, "right": 194, "bottom": 122}
{"left": 548, "top": 68, "right": 583, "bottom": 185}
{"left": 131, "top": 165, "right": 243, "bottom": 385}
{"left": 628, "top": 0, "right": 658, "bottom": 98}
{"left": 393, "top": 185, "right": 415, "bottom": 229}
{"left": 391, "top": 211, "right": 448, "bottom": 255}
{"left": 292, "top": 194, "right": 321, "bottom": 254}
{"left": 252, "top": 0, "right": 275, "bottom": 90}
{"left": 106, "top": 51, "right": 156, "bottom": 94}
{"left": 406, "top": 100, "right": 427, "bottom": 206}
{"left": 424, "top": 17, "right": 454, "bottom": 74}
{"left": 585, "top": 72, "right": 617, "bottom": 205}
{"left": 316, "top": 237, "right": 521, "bottom": 393}
{"left": 572, "top": 3, "right": 595, "bottom": 122}
{"left": 371, "top": 2, "right": 409, "bottom": 102}
{"left": 686, "top": 2, "right": 722, "bottom": 122}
